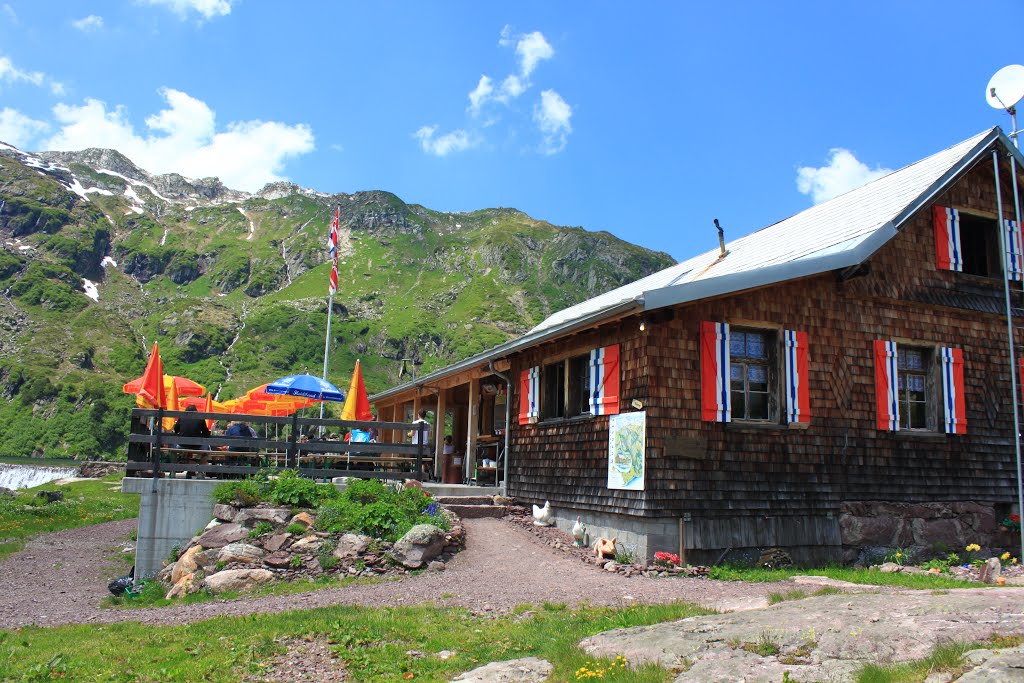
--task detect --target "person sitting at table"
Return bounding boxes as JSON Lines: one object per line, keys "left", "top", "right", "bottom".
{"left": 174, "top": 405, "right": 210, "bottom": 450}
{"left": 225, "top": 420, "right": 257, "bottom": 452}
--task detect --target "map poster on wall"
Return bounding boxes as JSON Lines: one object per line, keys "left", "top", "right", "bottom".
{"left": 607, "top": 411, "right": 646, "bottom": 491}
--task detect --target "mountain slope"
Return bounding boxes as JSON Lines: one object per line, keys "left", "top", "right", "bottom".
{"left": 0, "top": 141, "right": 675, "bottom": 459}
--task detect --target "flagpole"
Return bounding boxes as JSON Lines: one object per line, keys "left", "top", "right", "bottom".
{"left": 321, "top": 205, "right": 340, "bottom": 422}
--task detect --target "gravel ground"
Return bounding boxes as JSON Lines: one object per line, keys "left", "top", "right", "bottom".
{"left": 0, "top": 517, "right": 779, "bottom": 630}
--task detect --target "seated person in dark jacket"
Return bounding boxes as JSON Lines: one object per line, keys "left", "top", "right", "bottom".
{"left": 225, "top": 420, "right": 258, "bottom": 452}
{"left": 174, "top": 405, "right": 210, "bottom": 450}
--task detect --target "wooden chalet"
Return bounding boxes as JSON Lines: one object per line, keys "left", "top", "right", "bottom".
{"left": 372, "top": 128, "right": 1024, "bottom": 564}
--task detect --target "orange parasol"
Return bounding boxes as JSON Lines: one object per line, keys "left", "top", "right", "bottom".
{"left": 161, "top": 375, "right": 180, "bottom": 431}
{"left": 124, "top": 374, "right": 206, "bottom": 399}
{"left": 134, "top": 342, "right": 165, "bottom": 410}
{"left": 340, "top": 360, "right": 373, "bottom": 421}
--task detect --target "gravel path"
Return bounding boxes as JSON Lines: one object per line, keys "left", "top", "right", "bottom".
{"left": 0, "top": 517, "right": 779, "bottom": 629}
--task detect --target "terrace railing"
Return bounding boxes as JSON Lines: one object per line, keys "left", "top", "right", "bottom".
{"left": 127, "top": 408, "right": 431, "bottom": 482}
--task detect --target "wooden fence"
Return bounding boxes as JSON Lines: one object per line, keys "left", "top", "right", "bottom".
{"left": 127, "top": 408, "right": 431, "bottom": 481}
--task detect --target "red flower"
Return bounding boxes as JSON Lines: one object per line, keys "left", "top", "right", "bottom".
{"left": 1011, "top": 513, "right": 1021, "bottom": 523}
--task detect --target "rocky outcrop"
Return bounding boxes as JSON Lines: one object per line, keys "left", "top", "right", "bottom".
{"left": 452, "top": 657, "right": 553, "bottom": 683}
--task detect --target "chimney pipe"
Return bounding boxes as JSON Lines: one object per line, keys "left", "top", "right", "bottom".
{"left": 714, "top": 218, "right": 727, "bottom": 258}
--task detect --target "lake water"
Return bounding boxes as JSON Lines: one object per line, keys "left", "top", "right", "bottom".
{"left": 0, "top": 463, "right": 80, "bottom": 490}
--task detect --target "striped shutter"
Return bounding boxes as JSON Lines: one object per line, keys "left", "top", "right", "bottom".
{"left": 932, "top": 206, "right": 962, "bottom": 272}
{"left": 518, "top": 366, "right": 540, "bottom": 425}
{"left": 783, "top": 330, "right": 811, "bottom": 424}
{"left": 874, "top": 340, "right": 900, "bottom": 431}
{"left": 701, "top": 321, "right": 731, "bottom": 422}
{"left": 1005, "top": 219, "right": 1023, "bottom": 281}
{"left": 588, "top": 344, "right": 621, "bottom": 416}
{"left": 940, "top": 347, "right": 966, "bottom": 434}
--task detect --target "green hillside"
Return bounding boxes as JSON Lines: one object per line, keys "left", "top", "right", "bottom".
{"left": 0, "top": 146, "right": 674, "bottom": 460}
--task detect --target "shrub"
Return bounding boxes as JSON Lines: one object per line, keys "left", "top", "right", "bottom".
{"left": 269, "top": 469, "right": 337, "bottom": 508}
{"left": 212, "top": 478, "right": 269, "bottom": 507}
{"left": 316, "top": 479, "right": 448, "bottom": 542}
{"left": 285, "top": 523, "right": 308, "bottom": 535}
{"left": 248, "top": 521, "right": 274, "bottom": 539}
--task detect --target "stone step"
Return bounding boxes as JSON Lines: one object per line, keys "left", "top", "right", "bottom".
{"left": 434, "top": 495, "right": 495, "bottom": 506}
{"left": 443, "top": 504, "right": 506, "bottom": 519}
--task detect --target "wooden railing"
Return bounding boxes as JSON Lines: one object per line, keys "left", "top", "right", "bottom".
{"left": 127, "top": 408, "right": 431, "bottom": 481}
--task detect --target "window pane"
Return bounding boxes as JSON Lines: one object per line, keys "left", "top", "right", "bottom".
{"left": 899, "top": 349, "right": 924, "bottom": 370}
{"left": 909, "top": 401, "right": 927, "bottom": 429}
{"left": 748, "top": 365, "right": 768, "bottom": 391}
{"left": 731, "top": 390, "right": 745, "bottom": 418}
{"left": 907, "top": 374, "right": 925, "bottom": 401}
{"left": 569, "top": 355, "right": 590, "bottom": 416}
{"left": 730, "top": 333, "right": 746, "bottom": 357}
{"left": 745, "top": 333, "right": 766, "bottom": 358}
{"left": 748, "top": 392, "right": 768, "bottom": 420}
{"left": 730, "top": 364, "right": 743, "bottom": 387}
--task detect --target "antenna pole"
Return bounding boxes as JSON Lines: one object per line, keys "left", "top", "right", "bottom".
{"left": 993, "top": 150, "right": 1024, "bottom": 554}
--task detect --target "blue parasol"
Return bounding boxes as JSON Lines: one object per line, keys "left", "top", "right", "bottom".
{"left": 265, "top": 374, "right": 346, "bottom": 402}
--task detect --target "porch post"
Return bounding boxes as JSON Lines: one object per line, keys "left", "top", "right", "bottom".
{"left": 466, "top": 377, "right": 480, "bottom": 483}
{"left": 434, "top": 388, "right": 447, "bottom": 481}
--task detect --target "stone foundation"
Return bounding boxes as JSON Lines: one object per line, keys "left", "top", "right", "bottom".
{"left": 839, "top": 500, "right": 1019, "bottom": 563}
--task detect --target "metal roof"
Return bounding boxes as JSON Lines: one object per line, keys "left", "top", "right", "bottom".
{"left": 372, "top": 127, "right": 1021, "bottom": 402}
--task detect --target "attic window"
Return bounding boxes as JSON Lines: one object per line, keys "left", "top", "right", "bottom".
{"left": 959, "top": 214, "right": 1000, "bottom": 278}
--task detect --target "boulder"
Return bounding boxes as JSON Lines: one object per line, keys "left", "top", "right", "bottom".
{"left": 263, "top": 533, "right": 292, "bottom": 553}
{"left": 390, "top": 524, "right": 445, "bottom": 569}
{"left": 290, "top": 535, "right": 322, "bottom": 552}
{"left": 155, "top": 563, "right": 175, "bottom": 582}
{"left": 452, "top": 657, "right": 553, "bottom": 683}
{"left": 193, "top": 549, "right": 220, "bottom": 574}
{"left": 874, "top": 562, "right": 905, "bottom": 573}
{"left": 333, "top": 533, "right": 371, "bottom": 559}
{"left": 234, "top": 507, "right": 291, "bottom": 527}
{"left": 290, "top": 512, "right": 315, "bottom": 528}
{"left": 165, "top": 572, "right": 196, "bottom": 600}
{"left": 203, "top": 568, "right": 274, "bottom": 594}
{"left": 263, "top": 552, "right": 293, "bottom": 568}
{"left": 212, "top": 504, "right": 238, "bottom": 522}
{"left": 196, "top": 523, "right": 247, "bottom": 549}
{"left": 172, "top": 545, "right": 204, "bottom": 584}
{"left": 219, "top": 542, "right": 266, "bottom": 565}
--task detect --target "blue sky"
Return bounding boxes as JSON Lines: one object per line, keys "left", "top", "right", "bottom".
{"left": 1, "top": 1, "right": 1021, "bottom": 260}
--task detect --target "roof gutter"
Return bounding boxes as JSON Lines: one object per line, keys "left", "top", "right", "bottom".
{"left": 369, "top": 297, "right": 644, "bottom": 402}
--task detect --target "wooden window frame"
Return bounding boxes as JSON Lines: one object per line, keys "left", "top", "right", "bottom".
{"left": 895, "top": 343, "right": 939, "bottom": 432}
{"left": 729, "top": 326, "right": 779, "bottom": 423}
{"left": 539, "top": 352, "right": 593, "bottom": 423}
{"left": 957, "top": 208, "right": 1002, "bottom": 280}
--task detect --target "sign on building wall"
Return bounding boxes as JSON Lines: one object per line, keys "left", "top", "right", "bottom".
{"left": 607, "top": 410, "right": 646, "bottom": 490}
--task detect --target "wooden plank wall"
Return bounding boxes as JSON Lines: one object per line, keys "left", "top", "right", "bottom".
{"left": 508, "top": 154, "right": 1022, "bottom": 527}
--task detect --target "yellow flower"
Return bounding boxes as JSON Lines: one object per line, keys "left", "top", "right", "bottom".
{"left": 1014, "top": 557, "right": 1019, "bottom": 564}
{"left": 966, "top": 543, "right": 981, "bottom": 552}
{"left": 1002, "top": 552, "right": 1011, "bottom": 561}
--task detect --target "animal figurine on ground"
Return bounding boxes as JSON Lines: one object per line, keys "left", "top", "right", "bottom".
{"left": 532, "top": 500, "right": 554, "bottom": 526}
{"left": 572, "top": 516, "right": 587, "bottom": 548}
{"left": 593, "top": 537, "right": 617, "bottom": 560}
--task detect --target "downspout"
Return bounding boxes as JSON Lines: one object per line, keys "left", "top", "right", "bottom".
{"left": 488, "top": 361, "right": 512, "bottom": 495}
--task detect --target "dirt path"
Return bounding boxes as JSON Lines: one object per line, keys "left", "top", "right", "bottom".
{"left": 0, "top": 517, "right": 781, "bottom": 629}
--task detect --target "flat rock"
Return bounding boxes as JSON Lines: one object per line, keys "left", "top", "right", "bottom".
{"left": 263, "top": 552, "right": 293, "bottom": 568}
{"left": 333, "top": 533, "right": 370, "bottom": 559}
{"left": 452, "top": 657, "right": 553, "bottom": 682}
{"left": 290, "top": 536, "right": 322, "bottom": 552}
{"left": 958, "top": 644, "right": 1024, "bottom": 681}
{"left": 203, "top": 568, "right": 274, "bottom": 594}
{"left": 196, "top": 523, "right": 247, "bottom": 549}
{"left": 290, "top": 511, "right": 315, "bottom": 528}
{"left": 234, "top": 507, "right": 291, "bottom": 527}
{"left": 580, "top": 588, "right": 1024, "bottom": 682}
{"left": 263, "top": 533, "right": 292, "bottom": 553}
{"left": 212, "top": 504, "right": 237, "bottom": 522}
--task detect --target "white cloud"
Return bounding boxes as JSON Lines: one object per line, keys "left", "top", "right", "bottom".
{"left": 2, "top": 4, "right": 17, "bottom": 23}
{"left": 44, "top": 88, "right": 315, "bottom": 191}
{"left": 139, "top": 0, "right": 234, "bottom": 20}
{"left": 533, "top": 89, "right": 572, "bottom": 154}
{"left": 516, "top": 31, "right": 554, "bottom": 78}
{"left": 0, "top": 56, "right": 44, "bottom": 87}
{"left": 72, "top": 15, "right": 104, "bottom": 31}
{"left": 796, "top": 148, "right": 893, "bottom": 204}
{"left": 414, "top": 125, "right": 474, "bottom": 157}
{"left": 498, "top": 24, "right": 514, "bottom": 47}
{"left": 468, "top": 75, "right": 493, "bottom": 114}
{"left": 0, "top": 107, "right": 50, "bottom": 148}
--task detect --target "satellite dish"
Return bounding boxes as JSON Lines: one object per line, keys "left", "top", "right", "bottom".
{"left": 986, "top": 65, "right": 1024, "bottom": 111}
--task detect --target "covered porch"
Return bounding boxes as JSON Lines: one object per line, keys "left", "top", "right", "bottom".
{"left": 371, "top": 359, "right": 512, "bottom": 490}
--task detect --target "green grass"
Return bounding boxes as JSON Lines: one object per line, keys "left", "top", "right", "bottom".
{"left": 0, "top": 475, "right": 138, "bottom": 561}
{"left": 854, "top": 634, "right": 1024, "bottom": 683}
{"left": 104, "top": 573, "right": 386, "bottom": 610}
{"left": 0, "top": 602, "right": 711, "bottom": 682}
{"left": 708, "top": 565, "right": 984, "bottom": 589}
{"left": 766, "top": 586, "right": 845, "bottom": 605}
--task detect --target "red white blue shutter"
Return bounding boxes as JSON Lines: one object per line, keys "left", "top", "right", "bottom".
{"left": 940, "top": 347, "right": 967, "bottom": 434}
{"left": 518, "top": 367, "right": 539, "bottom": 425}
{"left": 701, "top": 321, "right": 731, "bottom": 422}
{"left": 932, "top": 206, "right": 962, "bottom": 272}
{"left": 874, "top": 340, "right": 899, "bottom": 431}
{"left": 784, "top": 330, "right": 811, "bottom": 424}
{"left": 588, "top": 344, "right": 621, "bottom": 416}
{"left": 1005, "top": 219, "right": 1023, "bottom": 281}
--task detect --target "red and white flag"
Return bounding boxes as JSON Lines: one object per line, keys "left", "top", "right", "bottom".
{"left": 328, "top": 261, "right": 339, "bottom": 296}
{"left": 327, "top": 208, "right": 339, "bottom": 261}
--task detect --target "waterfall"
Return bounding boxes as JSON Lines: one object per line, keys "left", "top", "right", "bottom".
{"left": 0, "top": 463, "right": 79, "bottom": 490}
